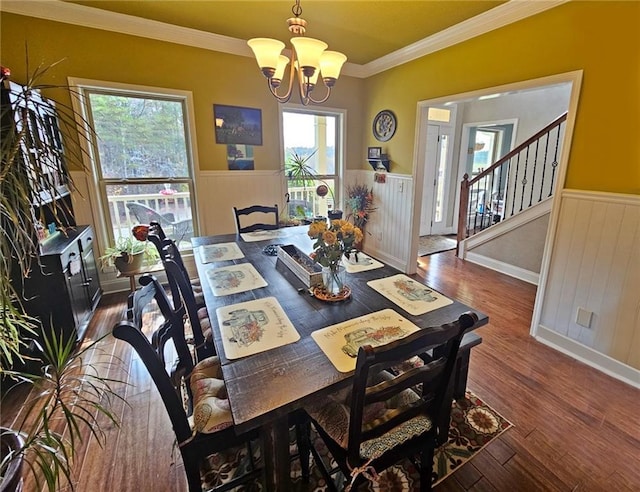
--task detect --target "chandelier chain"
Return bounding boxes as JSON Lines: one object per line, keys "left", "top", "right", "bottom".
{"left": 292, "top": 0, "right": 302, "bottom": 18}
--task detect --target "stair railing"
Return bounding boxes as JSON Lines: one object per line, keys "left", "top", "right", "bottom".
{"left": 457, "top": 112, "right": 567, "bottom": 251}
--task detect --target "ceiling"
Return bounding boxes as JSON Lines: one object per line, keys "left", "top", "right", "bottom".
{"left": 66, "top": 1, "right": 507, "bottom": 65}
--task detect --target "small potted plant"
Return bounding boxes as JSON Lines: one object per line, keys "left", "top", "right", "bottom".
{"left": 99, "top": 235, "right": 159, "bottom": 275}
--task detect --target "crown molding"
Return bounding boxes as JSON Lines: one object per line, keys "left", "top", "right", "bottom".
{"left": 361, "top": 0, "right": 569, "bottom": 77}
{"left": 1, "top": 0, "right": 568, "bottom": 79}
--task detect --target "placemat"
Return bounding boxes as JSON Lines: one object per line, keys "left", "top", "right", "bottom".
{"left": 311, "top": 309, "right": 420, "bottom": 372}
{"left": 216, "top": 297, "right": 300, "bottom": 359}
{"left": 205, "top": 263, "right": 267, "bottom": 296}
{"left": 342, "top": 251, "right": 384, "bottom": 273}
{"left": 367, "top": 274, "right": 453, "bottom": 315}
{"left": 199, "top": 242, "right": 245, "bottom": 263}
{"left": 240, "top": 229, "right": 292, "bottom": 242}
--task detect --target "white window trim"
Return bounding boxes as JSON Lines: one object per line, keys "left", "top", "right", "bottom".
{"left": 67, "top": 77, "right": 201, "bottom": 256}
{"left": 279, "top": 103, "right": 347, "bottom": 210}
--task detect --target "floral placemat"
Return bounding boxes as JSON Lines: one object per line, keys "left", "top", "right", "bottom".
{"left": 342, "top": 251, "right": 384, "bottom": 273}
{"left": 311, "top": 309, "right": 420, "bottom": 372}
{"left": 367, "top": 274, "right": 453, "bottom": 315}
{"left": 216, "top": 297, "right": 300, "bottom": 359}
{"left": 199, "top": 242, "right": 245, "bottom": 263}
{"left": 205, "top": 263, "right": 267, "bottom": 296}
{"left": 240, "top": 229, "right": 292, "bottom": 242}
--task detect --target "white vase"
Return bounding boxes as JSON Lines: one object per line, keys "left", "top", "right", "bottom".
{"left": 322, "top": 263, "right": 346, "bottom": 295}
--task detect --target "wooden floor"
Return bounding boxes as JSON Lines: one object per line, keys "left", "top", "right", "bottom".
{"left": 3, "top": 251, "right": 639, "bottom": 491}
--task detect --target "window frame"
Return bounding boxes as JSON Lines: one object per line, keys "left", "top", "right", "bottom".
{"left": 68, "top": 78, "right": 200, "bottom": 256}
{"left": 279, "top": 104, "right": 346, "bottom": 218}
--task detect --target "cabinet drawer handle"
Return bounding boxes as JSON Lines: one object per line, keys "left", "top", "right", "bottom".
{"left": 82, "top": 281, "right": 91, "bottom": 287}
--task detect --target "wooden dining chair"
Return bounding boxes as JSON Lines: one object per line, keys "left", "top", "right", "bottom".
{"left": 303, "top": 312, "right": 479, "bottom": 492}
{"left": 112, "top": 274, "right": 262, "bottom": 492}
{"left": 233, "top": 204, "right": 279, "bottom": 234}
{"left": 148, "top": 220, "right": 202, "bottom": 292}
{"left": 162, "top": 240, "right": 215, "bottom": 361}
{"left": 127, "top": 201, "right": 193, "bottom": 243}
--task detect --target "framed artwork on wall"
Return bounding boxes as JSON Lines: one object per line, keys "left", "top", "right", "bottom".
{"left": 368, "top": 146, "right": 382, "bottom": 159}
{"left": 214, "top": 104, "right": 262, "bottom": 145}
{"left": 227, "top": 144, "right": 254, "bottom": 170}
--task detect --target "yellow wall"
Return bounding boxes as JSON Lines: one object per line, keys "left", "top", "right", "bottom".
{"left": 363, "top": 1, "right": 640, "bottom": 195}
{"left": 2, "top": 1, "right": 639, "bottom": 195}
{"left": 0, "top": 13, "right": 365, "bottom": 173}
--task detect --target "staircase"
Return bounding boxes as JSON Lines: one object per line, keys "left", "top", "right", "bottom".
{"left": 457, "top": 112, "right": 567, "bottom": 244}
{"left": 456, "top": 112, "right": 567, "bottom": 283}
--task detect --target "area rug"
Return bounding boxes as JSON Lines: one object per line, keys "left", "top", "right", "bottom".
{"left": 418, "top": 235, "right": 457, "bottom": 257}
{"left": 201, "top": 391, "right": 512, "bottom": 491}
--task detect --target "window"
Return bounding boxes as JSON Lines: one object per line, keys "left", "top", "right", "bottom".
{"left": 282, "top": 108, "right": 344, "bottom": 220}
{"left": 77, "top": 84, "right": 197, "bottom": 250}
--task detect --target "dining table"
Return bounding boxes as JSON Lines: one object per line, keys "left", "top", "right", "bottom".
{"left": 191, "top": 226, "right": 488, "bottom": 491}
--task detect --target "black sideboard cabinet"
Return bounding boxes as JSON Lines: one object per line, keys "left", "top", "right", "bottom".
{"left": 2, "top": 77, "right": 102, "bottom": 346}
{"left": 23, "top": 226, "right": 102, "bottom": 343}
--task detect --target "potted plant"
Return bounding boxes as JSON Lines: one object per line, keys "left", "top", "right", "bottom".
{"left": 1, "top": 331, "right": 122, "bottom": 492}
{"left": 99, "top": 235, "right": 159, "bottom": 275}
{"left": 285, "top": 149, "right": 343, "bottom": 221}
{"left": 1, "top": 61, "right": 123, "bottom": 491}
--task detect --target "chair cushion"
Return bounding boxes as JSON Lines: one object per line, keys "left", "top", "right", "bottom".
{"left": 197, "top": 307, "right": 213, "bottom": 342}
{"left": 307, "top": 371, "right": 433, "bottom": 460}
{"left": 190, "top": 356, "right": 233, "bottom": 433}
{"left": 194, "top": 290, "right": 205, "bottom": 308}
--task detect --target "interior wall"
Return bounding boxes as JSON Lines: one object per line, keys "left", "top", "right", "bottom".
{"left": 363, "top": 1, "right": 640, "bottom": 196}
{"left": 0, "top": 12, "right": 366, "bottom": 175}
{"left": 536, "top": 190, "right": 640, "bottom": 387}
{"left": 472, "top": 214, "right": 549, "bottom": 273}
{"left": 458, "top": 84, "right": 571, "bottom": 147}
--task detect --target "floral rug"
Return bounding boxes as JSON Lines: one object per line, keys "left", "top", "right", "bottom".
{"left": 201, "top": 391, "right": 512, "bottom": 491}
{"left": 418, "top": 235, "right": 457, "bottom": 257}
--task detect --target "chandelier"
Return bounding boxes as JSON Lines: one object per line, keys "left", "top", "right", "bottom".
{"left": 247, "top": 0, "right": 347, "bottom": 106}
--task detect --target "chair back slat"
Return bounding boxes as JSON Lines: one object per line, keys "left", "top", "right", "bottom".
{"left": 162, "top": 242, "right": 213, "bottom": 360}
{"left": 233, "top": 204, "right": 279, "bottom": 234}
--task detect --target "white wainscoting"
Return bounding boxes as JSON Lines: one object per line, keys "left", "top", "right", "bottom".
{"left": 536, "top": 189, "right": 640, "bottom": 387}
{"left": 72, "top": 168, "right": 417, "bottom": 292}
{"left": 346, "top": 170, "right": 414, "bottom": 272}
{"left": 197, "top": 170, "right": 285, "bottom": 236}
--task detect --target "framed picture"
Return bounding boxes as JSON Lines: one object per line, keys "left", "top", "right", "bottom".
{"left": 368, "top": 146, "right": 382, "bottom": 159}
{"left": 227, "top": 144, "right": 255, "bottom": 170}
{"left": 214, "top": 104, "right": 262, "bottom": 146}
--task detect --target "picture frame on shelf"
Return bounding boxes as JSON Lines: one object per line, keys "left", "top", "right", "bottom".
{"left": 368, "top": 146, "right": 382, "bottom": 159}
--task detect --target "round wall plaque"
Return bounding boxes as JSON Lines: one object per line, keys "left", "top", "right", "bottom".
{"left": 372, "top": 110, "right": 397, "bottom": 142}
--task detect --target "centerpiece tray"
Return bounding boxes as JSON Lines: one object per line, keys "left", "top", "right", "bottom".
{"left": 277, "top": 244, "right": 323, "bottom": 288}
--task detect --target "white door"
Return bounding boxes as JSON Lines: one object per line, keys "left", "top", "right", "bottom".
{"left": 420, "top": 124, "right": 454, "bottom": 236}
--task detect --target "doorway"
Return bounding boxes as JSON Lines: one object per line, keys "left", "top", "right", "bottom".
{"left": 418, "top": 106, "right": 457, "bottom": 237}
{"left": 409, "top": 71, "right": 582, "bottom": 340}
{"left": 409, "top": 72, "right": 580, "bottom": 276}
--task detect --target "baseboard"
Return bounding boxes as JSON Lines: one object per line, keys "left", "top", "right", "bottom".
{"left": 364, "top": 246, "right": 406, "bottom": 272}
{"left": 465, "top": 251, "right": 539, "bottom": 285}
{"left": 536, "top": 325, "right": 640, "bottom": 389}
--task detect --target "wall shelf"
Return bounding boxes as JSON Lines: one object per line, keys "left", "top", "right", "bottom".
{"left": 368, "top": 154, "right": 390, "bottom": 172}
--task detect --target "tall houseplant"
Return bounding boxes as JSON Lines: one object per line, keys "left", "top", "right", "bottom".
{"left": 1, "top": 61, "right": 123, "bottom": 491}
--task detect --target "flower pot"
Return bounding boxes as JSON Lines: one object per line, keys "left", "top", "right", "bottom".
{"left": 321, "top": 264, "right": 346, "bottom": 295}
{"left": 1, "top": 429, "right": 24, "bottom": 492}
{"left": 114, "top": 251, "right": 144, "bottom": 275}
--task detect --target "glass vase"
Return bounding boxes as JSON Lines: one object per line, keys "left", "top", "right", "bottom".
{"left": 322, "top": 263, "right": 346, "bottom": 295}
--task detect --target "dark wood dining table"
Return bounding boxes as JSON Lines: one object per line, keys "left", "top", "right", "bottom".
{"left": 192, "top": 226, "right": 488, "bottom": 491}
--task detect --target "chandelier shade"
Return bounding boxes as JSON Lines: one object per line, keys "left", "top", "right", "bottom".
{"left": 247, "top": 0, "right": 347, "bottom": 105}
